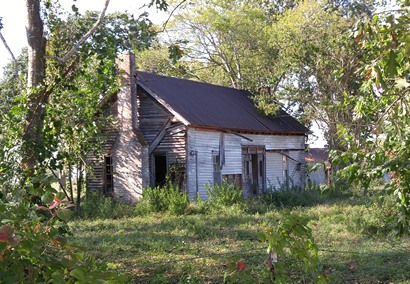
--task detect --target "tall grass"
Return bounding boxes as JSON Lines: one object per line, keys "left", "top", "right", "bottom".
{"left": 206, "top": 180, "right": 243, "bottom": 207}
{"left": 78, "top": 191, "right": 135, "bottom": 219}
{"left": 141, "top": 182, "right": 189, "bottom": 215}
{"left": 69, "top": 182, "right": 410, "bottom": 283}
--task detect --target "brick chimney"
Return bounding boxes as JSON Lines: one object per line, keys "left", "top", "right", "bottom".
{"left": 112, "top": 52, "right": 149, "bottom": 204}
{"left": 116, "top": 51, "right": 138, "bottom": 130}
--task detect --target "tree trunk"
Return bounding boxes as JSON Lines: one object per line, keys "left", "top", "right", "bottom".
{"left": 24, "top": 0, "right": 47, "bottom": 169}
{"left": 76, "top": 162, "right": 83, "bottom": 210}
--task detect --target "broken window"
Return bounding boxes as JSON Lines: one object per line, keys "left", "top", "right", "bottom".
{"left": 103, "top": 156, "right": 114, "bottom": 195}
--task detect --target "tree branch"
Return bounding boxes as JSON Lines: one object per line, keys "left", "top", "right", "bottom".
{"left": 375, "top": 87, "right": 410, "bottom": 128}
{"left": 55, "top": 0, "right": 110, "bottom": 63}
{"left": 160, "top": 0, "right": 186, "bottom": 32}
{"left": 0, "top": 30, "right": 23, "bottom": 86}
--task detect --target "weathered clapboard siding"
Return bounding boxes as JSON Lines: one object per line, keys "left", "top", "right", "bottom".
{"left": 187, "top": 127, "right": 218, "bottom": 199}
{"left": 86, "top": 130, "right": 118, "bottom": 192}
{"left": 186, "top": 127, "right": 306, "bottom": 199}
{"left": 138, "top": 91, "right": 173, "bottom": 145}
{"left": 139, "top": 89, "right": 188, "bottom": 188}
{"left": 266, "top": 152, "right": 284, "bottom": 188}
{"left": 86, "top": 98, "right": 119, "bottom": 193}
{"left": 222, "top": 134, "right": 242, "bottom": 175}
{"left": 241, "top": 134, "right": 305, "bottom": 150}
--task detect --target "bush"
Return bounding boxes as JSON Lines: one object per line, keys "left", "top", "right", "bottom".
{"left": 0, "top": 195, "right": 126, "bottom": 283}
{"left": 78, "top": 191, "right": 134, "bottom": 219}
{"left": 142, "top": 186, "right": 167, "bottom": 212}
{"left": 259, "top": 182, "right": 324, "bottom": 208}
{"left": 141, "top": 182, "right": 188, "bottom": 215}
{"left": 167, "top": 182, "right": 189, "bottom": 215}
{"left": 206, "top": 180, "right": 243, "bottom": 207}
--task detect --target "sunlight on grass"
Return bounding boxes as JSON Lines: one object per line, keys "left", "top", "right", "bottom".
{"left": 69, "top": 188, "right": 410, "bottom": 283}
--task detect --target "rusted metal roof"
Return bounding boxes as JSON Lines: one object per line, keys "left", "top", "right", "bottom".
{"left": 306, "top": 148, "right": 329, "bottom": 162}
{"left": 136, "top": 71, "right": 310, "bottom": 134}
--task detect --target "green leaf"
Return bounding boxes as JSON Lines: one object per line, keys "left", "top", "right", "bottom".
{"left": 61, "top": 253, "right": 78, "bottom": 269}
{"left": 41, "top": 192, "right": 55, "bottom": 204}
{"left": 51, "top": 271, "right": 66, "bottom": 284}
{"left": 71, "top": 268, "right": 86, "bottom": 281}
{"left": 386, "top": 50, "right": 398, "bottom": 77}
{"left": 57, "top": 208, "right": 72, "bottom": 222}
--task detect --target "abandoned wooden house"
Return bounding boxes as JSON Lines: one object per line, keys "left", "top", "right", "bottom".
{"left": 87, "top": 52, "right": 310, "bottom": 203}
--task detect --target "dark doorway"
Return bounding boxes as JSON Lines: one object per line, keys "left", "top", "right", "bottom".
{"left": 154, "top": 155, "right": 167, "bottom": 187}
{"left": 251, "top": 154, "right": 259, "bottom": 194}
{"left": 242, "top": 146, "right": 265, "bottom": 196}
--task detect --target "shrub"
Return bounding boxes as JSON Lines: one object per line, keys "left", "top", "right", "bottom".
{"left": 259, "top": 181, "right": 325, "bottom": 208}
{"left": 141, "top": 183, "right": 188, "bottom": 215}
{"left": 223, "top": 212, "right": 327, "bottom": 283}
{"left": 78, "top": 191, "right": 134, "bottom": 219}
{"left": 166, "top": 182, "right": 189, "bottom": 215}
{"left": 206, "top": 180, "right": 243, "bottom": 207}
{"left": 0, "top": 193, "right": 126, "bottom": 283}
{"left": 142, "top": 186, "right": 167, "bottom": 212}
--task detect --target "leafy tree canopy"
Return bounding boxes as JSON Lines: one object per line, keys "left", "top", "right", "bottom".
{"left": 333, "top": 0, "right": 410, "bottom": 233}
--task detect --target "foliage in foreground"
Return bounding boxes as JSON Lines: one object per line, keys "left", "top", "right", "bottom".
{"left": 333, "top": 0, "right": 410, "bottom": 234}
{"left": 0, "top": 191, "right": 126, "bottom": 283}
{"left": 223, "top": 212, "right": 326, "bottom": 284}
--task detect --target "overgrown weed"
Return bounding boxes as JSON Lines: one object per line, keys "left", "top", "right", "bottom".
{"left": 70, "top": 182, "right": 410, "bottom": 283}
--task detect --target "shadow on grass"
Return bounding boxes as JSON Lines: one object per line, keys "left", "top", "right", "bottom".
{"left": 70, "top": 189, "right": 409, "bottom": 283}
{"left": 320, "top": 248, "right": 410, "bottom": 283}
{"left": 70, "top": 214, "right": 269, "bottom": 282}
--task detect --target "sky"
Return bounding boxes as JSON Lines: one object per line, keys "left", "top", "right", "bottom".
{"left": 0, "top": 0, "right": 166, "bottom": 70}
{"left": 0, "top": 0, "right": 327, "bottom": 147}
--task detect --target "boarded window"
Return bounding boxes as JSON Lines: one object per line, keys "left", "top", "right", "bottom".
{"left": 103, "top": 156, "right": 114, "bottom": 195}
{"left": 223, "top": 174, "right": 242, "bottom": 189}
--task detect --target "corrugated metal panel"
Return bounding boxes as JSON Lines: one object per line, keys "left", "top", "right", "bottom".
{"left": 186, "top": 128, "right": 306, "bottom": 198}
{"left": 136, "top": 72, "right": 310, "bottom": 134}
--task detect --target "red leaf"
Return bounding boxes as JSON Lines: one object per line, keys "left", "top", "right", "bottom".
{"left": 49, "top": 198, "right": 60, "bottom": 209}
{"left": 0, "top": 225, "right": 15, "bottom": 244}
{"left": 390, "top": 31, "right": 398, "bottom": 49}
{"left": 237, "top": 261, "right": 246, "bottom": 271}
{"left": 0, "top": 232, "right": 8, "bottom": 242}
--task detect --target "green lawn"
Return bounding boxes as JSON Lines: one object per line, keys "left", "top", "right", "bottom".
{"left": 70, "top": 190, "right": 410, "bottom": 283}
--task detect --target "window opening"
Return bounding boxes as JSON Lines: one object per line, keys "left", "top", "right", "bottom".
{"left": 103, "top": 156, "right": 114, "bottom": 195}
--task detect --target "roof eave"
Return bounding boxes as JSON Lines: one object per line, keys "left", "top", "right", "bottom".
{"left": 137, "top": 81, "right": 191, "bottom": 126}
{"left": 188, "top": 124, "right": 308, "bottom": 136}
